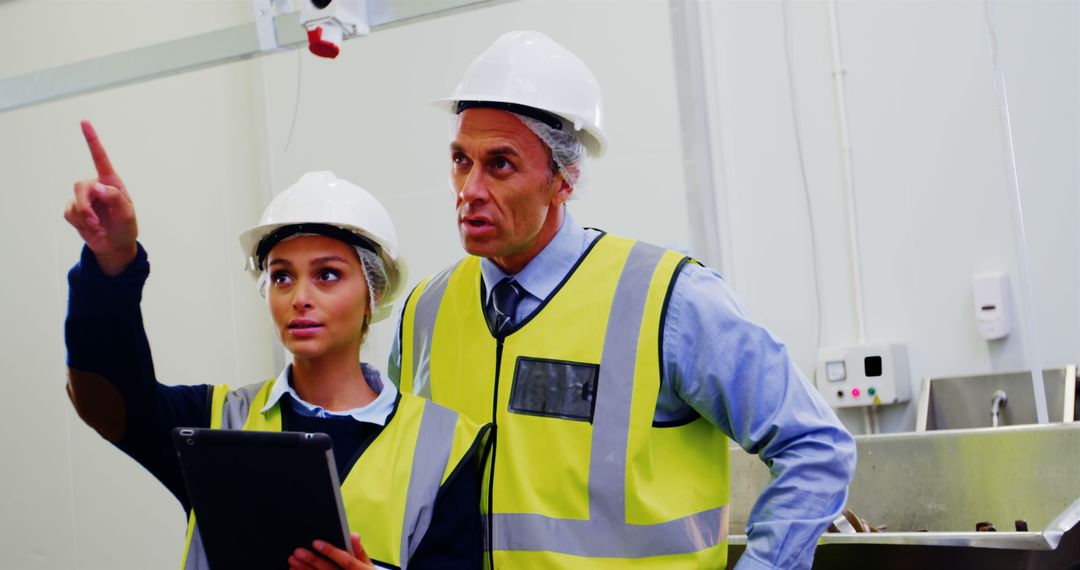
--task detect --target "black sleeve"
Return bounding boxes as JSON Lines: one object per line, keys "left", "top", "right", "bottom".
{"left": 407, "top": 425, "right": 493, "bottom": 570}
{"left": 65, "top": 243, "right": 211, "bottom": 511}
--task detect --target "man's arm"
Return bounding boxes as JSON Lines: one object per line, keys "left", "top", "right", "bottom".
{"left": 660, "top": 263, "right": 856, "bottom": 570}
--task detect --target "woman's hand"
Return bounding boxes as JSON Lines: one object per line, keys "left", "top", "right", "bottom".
{"left": 63, "top": 120, "right": 138, "bottom": 276}
{"left": 289, "top": 532, "right": 376, "bottom": 570}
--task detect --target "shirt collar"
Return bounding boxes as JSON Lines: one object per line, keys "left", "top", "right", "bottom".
{"left": 260, "top": 362, "right": 398, "bottom": 426}
{"left": 479, "top": 210, "right": 587, "bottom": 304}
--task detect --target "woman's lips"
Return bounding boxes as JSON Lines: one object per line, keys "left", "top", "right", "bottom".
{"left": 287, "top": 320, "right": 323, "bottom": 338}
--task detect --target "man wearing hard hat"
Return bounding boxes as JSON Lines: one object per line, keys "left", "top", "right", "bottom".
{"left": 393, "top": 31, "right": 856, "bottom": 570}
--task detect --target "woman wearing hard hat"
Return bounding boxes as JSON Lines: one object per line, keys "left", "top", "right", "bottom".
{"left": 63, "top": 121, "right": 488, "bottom": 570}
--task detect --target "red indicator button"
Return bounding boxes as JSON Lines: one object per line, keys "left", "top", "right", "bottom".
{"left": 852, "top": 388, "right": 861, "bottom": 397}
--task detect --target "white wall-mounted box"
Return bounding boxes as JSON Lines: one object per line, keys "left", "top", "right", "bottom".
{"left": 816, "top": 344, "right": 911, "bottom": 409}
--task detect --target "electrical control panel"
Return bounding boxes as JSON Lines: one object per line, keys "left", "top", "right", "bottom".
{"left": 816, "top": 343, "right": 910, "bottom": 408}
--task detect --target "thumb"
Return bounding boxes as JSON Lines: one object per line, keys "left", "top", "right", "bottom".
{"left": 92, "top": 183, "right": 133, "bottom": 214}
{"left": 351, "top": 533, "right": 371, "bottom": 564}
{"left": 93, "top": 182, "right": 123, "bottom": 202}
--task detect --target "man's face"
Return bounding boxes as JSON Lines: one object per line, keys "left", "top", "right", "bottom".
{"left": 450, "top": 108, "right": 571, "bottom": 273}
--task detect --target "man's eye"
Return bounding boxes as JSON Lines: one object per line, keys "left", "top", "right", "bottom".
{"left": 491, "top": 156, "right": 513, "bottom": 172}
{"left": 318, "top": 269, "right": 341, "bottom": 282}
{"left": 452, "top": 152, "right": 470, "bottom": 168}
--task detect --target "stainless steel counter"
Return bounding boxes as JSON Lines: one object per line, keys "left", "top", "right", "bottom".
{"left": 726, "top": 423, "right": 1080, "bottom": 568}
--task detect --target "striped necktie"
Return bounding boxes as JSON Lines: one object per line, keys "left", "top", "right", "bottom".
{"left": 489, "top": 278, "right": 524, "bottom": 334}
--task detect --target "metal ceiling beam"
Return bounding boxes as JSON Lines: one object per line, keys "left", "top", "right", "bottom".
{"left": 0, "top": 0, "right": 507, "bottom": 113}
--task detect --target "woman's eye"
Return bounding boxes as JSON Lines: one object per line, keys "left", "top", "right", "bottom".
{"left": 270, "top": 271, "right": 292, "bottom": 285}
{"left": 318, "top": 269, "right": 341, "bottom": 282}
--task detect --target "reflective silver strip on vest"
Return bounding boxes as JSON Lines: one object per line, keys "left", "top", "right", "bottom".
{"left": 183, "top": 528, "right": 211, "bottom": 570}
{"left": 220, "top": 383, "right": 264, "bottom": 429}
{"left": 588, "top": 241, "right": 665, "bottom": 522}
{"left": 184, "top": 383, "right": 268, "bottom": 570}
{"left": 486, "top": 505, "right": 729, "bottom": 557}
{"left": 410, "top": 264, "right": 457, "bottom": 399}
{"left": 400, "top": 401, "right": 458, "bottom": 567}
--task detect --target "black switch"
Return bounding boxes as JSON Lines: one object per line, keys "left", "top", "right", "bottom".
{"left": 864, "top": 356, "right": 883, "bottom": 377}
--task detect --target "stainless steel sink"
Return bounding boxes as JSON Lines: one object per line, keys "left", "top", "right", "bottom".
{"left": 726, "top": 422, "right": 1080, "bottom": 569}
{"left": 916, "top": 365, "right": 1077, "bottom": 430}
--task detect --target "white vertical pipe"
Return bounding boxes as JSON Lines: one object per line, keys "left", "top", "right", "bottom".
{"left": 668, "top": 0, "right": 728, "bottom": 272}
{"left": 826, "top": 0, "right": 868, "bottom": 346}
{"left": 983, "top": 0, "right": 1049, "bottom": 424}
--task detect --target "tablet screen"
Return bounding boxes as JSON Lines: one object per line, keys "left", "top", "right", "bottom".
{"left": 173, "top": 428, "right": 352, "bottom": 569}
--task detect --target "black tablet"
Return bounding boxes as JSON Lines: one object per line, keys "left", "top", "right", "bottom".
{"left": 172, "top": 427, "right": 352, "bottom": 569}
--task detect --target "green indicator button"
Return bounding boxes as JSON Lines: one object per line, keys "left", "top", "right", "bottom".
{"left": 868, "top": 387, "right": 876, "bottom": 396}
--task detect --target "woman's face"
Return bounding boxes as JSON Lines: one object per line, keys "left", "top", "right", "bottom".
{"left": 265, "top": 235, "right": 370, "bottom": 361}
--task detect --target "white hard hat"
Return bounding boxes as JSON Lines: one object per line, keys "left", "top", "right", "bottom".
{"left": 433, "top": 30, "right": 607, "bottom": 157}
{"left": 238, "top": 171, "right": 408, "bottom": 321}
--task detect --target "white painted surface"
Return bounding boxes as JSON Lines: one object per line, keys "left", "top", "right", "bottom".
{"left": 0, "top": 3, "right": 276, "bottom": 565}
{"left": 697, "top": 0, "right": 1078, "bottom": 433}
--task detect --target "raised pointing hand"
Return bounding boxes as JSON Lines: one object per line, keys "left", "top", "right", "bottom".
{"left": 63, "top": 120, "right": 138, "bottom": 276}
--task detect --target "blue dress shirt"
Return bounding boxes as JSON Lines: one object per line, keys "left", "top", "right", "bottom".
{"left": 393, "top": 212, "right": 856, "bottom": 570}
{"left": 262, "top": 362, "right": 397, "bottom": 425}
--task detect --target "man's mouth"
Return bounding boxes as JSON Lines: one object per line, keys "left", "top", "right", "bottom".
{"left": 461, "top": 215, "right": 495, "bottom": 229}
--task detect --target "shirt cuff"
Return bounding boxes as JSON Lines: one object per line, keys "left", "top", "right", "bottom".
{"left": 67, "top": 242, "right": 150, "bottom": 317}
{"left": 732, "top": 551, "right": 781, "bottom": 570}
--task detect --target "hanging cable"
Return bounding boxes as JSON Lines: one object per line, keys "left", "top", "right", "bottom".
{"left": 983, "top": 0, "right": 1048, "bottom": 424}
{"left": 284, "top": 48, "right": 303, "bottom": 153}
{"left": 782, "top": 0, "right": 826, "bottom": 354}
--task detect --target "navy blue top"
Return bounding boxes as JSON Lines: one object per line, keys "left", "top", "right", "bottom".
{"left": 66, "top": 243, "right": 483, "bottom": 569}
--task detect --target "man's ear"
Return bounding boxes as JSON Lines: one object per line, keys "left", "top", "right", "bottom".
{"left": 553, "top": 176, "right": 574, "bottom": 205}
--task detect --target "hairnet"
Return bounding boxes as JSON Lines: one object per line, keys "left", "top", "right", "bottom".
{"left": 256, "top": 235, "right": 389, "bottom": 321}
{"left": 514, "top": 114, "right": 589, "bottom": 194}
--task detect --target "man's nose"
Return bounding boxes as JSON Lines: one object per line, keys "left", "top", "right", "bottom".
{"left": 458, "top": 170, "right": 490, "bottom": 203}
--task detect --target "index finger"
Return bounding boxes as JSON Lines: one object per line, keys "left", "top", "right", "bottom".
{"left": 81, "top": 120, "right": 117, "bottom": 178}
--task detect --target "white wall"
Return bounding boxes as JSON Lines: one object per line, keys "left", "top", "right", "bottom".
{"left": 0, "top": 2, "right": 276, "bottom": 568}
{"left": 0, "top": 0, "right": 690, "bottom": 568}
{"left": 697, "top": 0, "right": 1079, "bottom": 433}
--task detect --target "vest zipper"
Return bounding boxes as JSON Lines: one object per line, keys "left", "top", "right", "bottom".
{"left": 487, "top": 335, "right": 504, "bottom": 569}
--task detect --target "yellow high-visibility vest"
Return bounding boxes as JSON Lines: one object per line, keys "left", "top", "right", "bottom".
{"left": 180, "top": 380, "right": 486, "bottom": 570}
{"left": 399, "top": 233, "right": 731, "bottom": 569}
